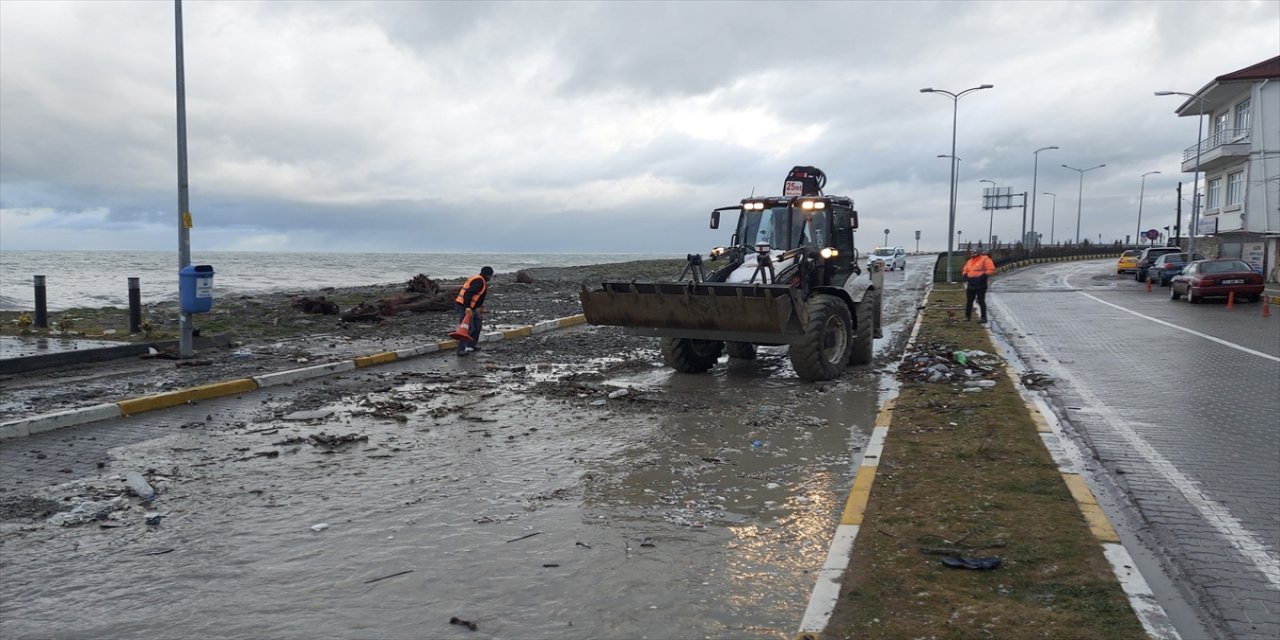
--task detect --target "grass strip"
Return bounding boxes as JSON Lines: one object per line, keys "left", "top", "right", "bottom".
{"left": 826, "top": 284, "right": 1146, "bottom": 639}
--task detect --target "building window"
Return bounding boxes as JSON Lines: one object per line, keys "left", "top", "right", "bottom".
{"left": 1214, "top": 113, "right": 1228, "bottom": 137}
{"left": 1226, "top": 171, "right": 1243, "bottom": 206}
{"left": 1207, "top": 177, "right": 1222, "bottom": 209}
{"left": 1234, "top": 99, "right": 1251, "bottom": 130}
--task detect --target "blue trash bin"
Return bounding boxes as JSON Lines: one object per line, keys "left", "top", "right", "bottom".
{"left": 179, "top": 264, "right": 215, "bottom": 313}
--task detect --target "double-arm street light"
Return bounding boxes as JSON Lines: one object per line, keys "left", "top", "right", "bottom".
{"left": 1155, "top": 90, "right": 1207, "bottom": 257}
{"left": 921, "top": 83, "right": 994, "bottom": 281}
{"left": 1043, "top": 192, "right": 1057, "bottom": 245}
{"left": 1029, "top": 146, "right": 1058, "bottom": 248}
{"left": 1136, "top": 170, "right": 1160, "bottom": 246}
{"left": 1062, "top": 163, "right": 1106, "bottom": 244}
{"left": 979, "top": 179, "right": 997, "bottom": 247}
{"left": 938, "top": 155, "right": 962, "bottom": 233}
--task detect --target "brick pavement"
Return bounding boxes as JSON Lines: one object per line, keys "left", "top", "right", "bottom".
{"left": 990, "top": 259, "right": 1280, "bottom": 640}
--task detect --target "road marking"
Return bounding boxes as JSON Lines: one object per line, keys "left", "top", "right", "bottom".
{"left": 1062, "top": 265, "right": 1279, "bottom": 363}
{"left": 991, "top": 297, "right": 1280, "bottom": 591}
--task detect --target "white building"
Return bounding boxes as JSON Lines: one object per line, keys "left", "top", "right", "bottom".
{"left": 1169, "top": 56, "right": 1280, "bottom": 282}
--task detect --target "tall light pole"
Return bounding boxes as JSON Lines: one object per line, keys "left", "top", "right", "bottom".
{"left": 1136, "top": 170, "right": 1160, "bottom": 246}
{"left": 1030, "top": 146, "right": 1058, "bottom": 249}
{"left": 938, "top": 155, "right": 962, "bottom": 249}
{"left": 175, "top": 0, "right": 194, "bottom": 357}
{"left": 1062, "top": 163, "right": 1105, "bottom": 244}
{"left": 1043, "top": 192, "right": 1057, "bottom": 245}
{"left": 1156, "top": 91, "right": 1207, "bottom": 257}
{"left": 979, "top": 179, "right": 997, "bottom": 248}
{"left": 921, "top": 84, "right": 994, "bottom": 282}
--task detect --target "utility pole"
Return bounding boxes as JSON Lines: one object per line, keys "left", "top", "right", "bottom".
{"left": 175, "top": 0, "right": 194, "bottom": 357}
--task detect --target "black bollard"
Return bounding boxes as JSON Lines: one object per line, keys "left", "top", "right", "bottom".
{"left": 128, "top": 277, "right": 142, "bottom": 334}
{"left": 33, "top": 275, "right": 48, "bottom": 329}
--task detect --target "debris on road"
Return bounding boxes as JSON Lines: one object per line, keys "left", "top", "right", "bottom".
{"left": 449, "top": 616, "right": 479, "bottom": 631}
{"left": 363, "top": 569, "right": 414, "bottom": 584}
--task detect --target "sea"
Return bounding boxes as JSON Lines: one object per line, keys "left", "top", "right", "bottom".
{"left": 0, "top": 250, "right": 678, "bottom": 312}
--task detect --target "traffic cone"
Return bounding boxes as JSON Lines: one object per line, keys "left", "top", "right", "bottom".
{"left": 1226, "top": 291, "right": 1235, "bottom": 310}
{"left": 449, "top": 308, "right": 474, "bottom": 341}
{"left": 1264, "top": 298, "right": 1272, "bottom": 318}
{"left": 1146, "top": 278, "right": 1152, "bottom": 293}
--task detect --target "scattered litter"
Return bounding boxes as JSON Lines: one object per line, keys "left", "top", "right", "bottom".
{"left": 140, "top": 548, "right": 175, "bottom": 556}
{"left": 506, "top": 531, "right": 542, "bottom": 543}
{"left": 607, "top": 389, "right": 629, "bottom": 399}
{"left": 590, "top": 399, "right": 607, "bottom": 406}
{"left": 283, "top": 409, "right": 335, "bottom": 422}
{"left": 364, "top": 570, "right": 414, "bottom": 584}
{"left": 311, "top": 523, "right": 330, "bottom": 532}
{"left": 639, "top": 537, "right": 656, "bottom": 548}
{"left": 125, "top": 471, "right": 156, "bottom": 501}
{"left": 542, "top": 563, "right": 560, "bottom": 568}
{"left": 940, "top": 556, "right": 1002, "bottom": 570}
{"left": 575, "top": 542, "right": 592, "bottom": 549}
{"left": 449, "top": 616, "right": 479, "bottom": 631}
{"left": 144, "top": 512, "right": 164, "bottom": 526}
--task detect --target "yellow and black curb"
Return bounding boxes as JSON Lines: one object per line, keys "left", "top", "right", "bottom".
{"left": 0, "top": 314, "right": 591, "bottom": 440}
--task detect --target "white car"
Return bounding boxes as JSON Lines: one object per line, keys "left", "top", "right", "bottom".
{"left": 867, "top": 246, "right": 906, "bottom": 271}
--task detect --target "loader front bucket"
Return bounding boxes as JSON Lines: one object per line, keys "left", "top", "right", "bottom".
{"left": 579, "top": 281, "right": 803, "bottom": 337}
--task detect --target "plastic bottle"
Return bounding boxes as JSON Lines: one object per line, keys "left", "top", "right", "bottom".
{"left": 953, "top": 351, "right": 968, "bottom": 365}
{"left": 125, "top": 471, "right": 156, "bottom": 501}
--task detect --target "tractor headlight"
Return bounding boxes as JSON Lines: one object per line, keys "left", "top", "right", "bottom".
{"left": 710, "top": 246, "right": 727, "bottom": 258}
{"left": 820, "top": 247, "right": 839, "bottom": 259}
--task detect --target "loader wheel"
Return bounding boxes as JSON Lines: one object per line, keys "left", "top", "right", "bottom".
{"left": 788, "top": 295, "right": 852, "bottom": 382}
{"left": 725, "top": 341, "right": 757, "bottom": 360}
{"left": 848, "top": 299, "right": 874, "bottom": 367}
{"left": 660, "top": 337, "right": 723, "bottom": 374}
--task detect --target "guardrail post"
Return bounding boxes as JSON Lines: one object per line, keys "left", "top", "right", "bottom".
{"left": 33, "top": 275, "right": 48, "bottom": 329}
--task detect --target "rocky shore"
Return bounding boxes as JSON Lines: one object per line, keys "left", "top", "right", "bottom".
{"left": 0, "top": 259, "right": 687, "bottom": 420}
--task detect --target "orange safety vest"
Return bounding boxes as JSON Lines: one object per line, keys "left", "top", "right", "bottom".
{"left": 962, "top": 255, "right": 995, "bottom": 278}
{"left": 455, "top": 275, "right": 488, "bottom": 309}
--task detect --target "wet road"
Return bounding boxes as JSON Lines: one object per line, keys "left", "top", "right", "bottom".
{"left": 988, "top": 259, "right": 1280, "bottom": 640}
{"left": 0, "top": 263, "right": 932, "bottom": 639}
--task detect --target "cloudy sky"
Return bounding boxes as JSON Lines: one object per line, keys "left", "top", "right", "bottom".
{"left": 1, "top": 1, "right": 1277, "bottom": 255}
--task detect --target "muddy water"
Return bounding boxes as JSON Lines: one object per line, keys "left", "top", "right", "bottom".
{"left": 0, "top": 263, "right": 931, "bottom": 640}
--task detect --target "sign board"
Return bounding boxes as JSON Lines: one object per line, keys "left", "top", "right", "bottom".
{"left": 915, "top": 230, "right": 921, "bottom": 240}
{"left": 1144, "top": 229, "right": 1160, "bottom": 240}
{"left": 783, "top": 180, "right": 803, "bottom": 197}
{"left": 1196, "top": 216, "right": 1218, "bottom": 235}
{"left": 982, "top": 187, "right": 1015, "bottom": 210}
{"left": 1244, "top": 242, "right": 1265, "bottom": 274}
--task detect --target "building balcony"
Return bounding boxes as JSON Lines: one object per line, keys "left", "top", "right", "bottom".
{"left": 1180, "top": 128, "right": 1250, "bottom": 173}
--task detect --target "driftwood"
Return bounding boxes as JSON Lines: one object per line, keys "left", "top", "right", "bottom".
{"left": 405, "top": 274, "right": 441, "bottom": 295}
{"left": 341, "top": 302, "right": 382, "bottom": 323}
{"left": 340, "top": 274, "right": 455, "bottom": 322}
{"left": 291, "top": 295, "right": 339, "bottom": 315}
{"left": 379, "top": 292, "right": 451, "bottom": 316}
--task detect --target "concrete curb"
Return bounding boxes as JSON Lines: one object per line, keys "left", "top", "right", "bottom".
{"left": 0, "top": 314, "right": 590, "bottom": 440}
{"left": 794, "top": 284, "right": 931, "bottom": 639}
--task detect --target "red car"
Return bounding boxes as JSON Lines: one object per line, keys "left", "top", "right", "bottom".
{"left": 1169, "top": 259, "right": 1265, "bottom": 303}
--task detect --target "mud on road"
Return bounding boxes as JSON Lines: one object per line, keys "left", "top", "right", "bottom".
{"left": 0, "top": 262, "right": 931, "bottom": 639}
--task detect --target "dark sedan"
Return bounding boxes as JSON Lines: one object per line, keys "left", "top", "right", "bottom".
{"left": 1147, "top": 253, "right": 1204, "bottom": 286}
{"left": 1170, "top": 259, "right": 1265, "bottom": 303}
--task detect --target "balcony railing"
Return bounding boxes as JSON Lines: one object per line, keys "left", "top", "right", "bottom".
{"left": 1183, "top": 128, "right": 1250, "bottom": 162}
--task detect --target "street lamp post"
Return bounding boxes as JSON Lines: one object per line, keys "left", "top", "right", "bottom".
{"left": 1156, "top": 91, "right": 1207, "bottom": 257}
{"left": 1030, "top": 146, "right": 1058, "bottom": 249}
{"left": 1043, "top": 192, "right": 1057, "bottom": 245}
{"left": 921, "top": 84, "right": 994, "bottom": 282}
{"left": 1136, "top": 170, "right": 1160, "bottom": 246}
{"left": 1062, "top": 163, "right": 1105, "bottom": 244}
{"left": 979, "top": 179, "right": 997, "bottom": 248}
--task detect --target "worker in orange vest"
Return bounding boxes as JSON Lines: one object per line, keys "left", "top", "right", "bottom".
{"left": 454, "top": 266, "right": 493, "bottom": 356}
{"left": 961, "top": 249, "right": 996, "bottom": 323}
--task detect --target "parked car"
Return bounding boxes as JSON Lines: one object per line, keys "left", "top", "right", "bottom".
{"left": 1117, "top": 250, "right": 1140, "bottom": 274}
{"left": 1147, "top": 253, "right": 1205, "bottom": 286}
{"left": 1135, "top": 247, "right": 1183, "bottom": 282}
{"left": 1169, "top": 259, "right": 1265, "bottom": 303}
{"left": 868, "top": 246, "right": 906, "bottom": 271}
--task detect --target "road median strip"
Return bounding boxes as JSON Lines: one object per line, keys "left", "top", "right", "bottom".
{"left": 802, "top": 284, "right": 1166, "bottom": 640}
